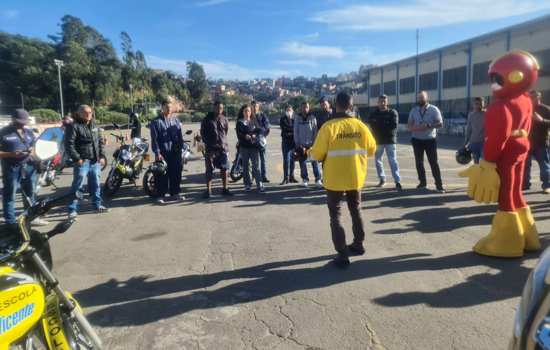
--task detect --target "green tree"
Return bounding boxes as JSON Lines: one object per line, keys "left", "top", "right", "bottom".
{"left": 186, "top": 61, "right": 208, "bottom": 107}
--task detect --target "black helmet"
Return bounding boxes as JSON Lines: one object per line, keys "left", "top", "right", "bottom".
{"left": 456, "top": 147, "right": 472, "bottom": 165}
{"left": 150, "top": 160, "right": 167, "bottom": 176}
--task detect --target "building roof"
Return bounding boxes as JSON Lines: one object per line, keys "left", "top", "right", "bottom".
{"left": 368, "top": 14, "right": 550, "bottom": 71}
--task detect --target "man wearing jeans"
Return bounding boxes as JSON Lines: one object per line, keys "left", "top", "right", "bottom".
{"left": 294, "top": 102, "right": 321, "bottom": 187}
{"left": 65, "top": 105, "right": 108, "bottom": 219}
{"left": 524, "top": 90, "right": 550, "bottom": 193}
{"left": 0, "top": 109, "right": 48, "bottom": 233}
{"left": 408, "top": 91, "right": 445, "bottom": 193}
{"left": 310, "top": 92, "right": 377, "bottom": 268}
{"left": 368, "top": 95, "right": 402, "bottom": 191}
{"left": 252, "top": 101, "right": 270, "bottom": 183}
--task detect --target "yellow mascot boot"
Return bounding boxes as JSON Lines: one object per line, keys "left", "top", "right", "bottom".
{"left": 473, "top": 211, "right": 525, "bottom": 257}
{"left": 517, "top": 206, "right": 541, "bottom": 251}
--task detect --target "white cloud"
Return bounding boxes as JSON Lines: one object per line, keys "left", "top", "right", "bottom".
{"left": 311, "top": 0, "right": 550, "bottom": 31}
{"left": 276, "top": 59, "right": 319, "bottom": 67}
{"left": 146, "top": 55, "right": 295, "bottom": 80}
{"left": 303, "top": 32, "right": 320, "bottom": 41}
{"left": 280, "top": 41, "right": 345, "bottom": 59}
{"left": 195, "top": 0, "right": 232, "bottom": 7}
{"left": 2, "top": 9, "right": 19, "bottom": 20}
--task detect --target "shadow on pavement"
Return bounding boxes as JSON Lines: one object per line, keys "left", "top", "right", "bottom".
{"left": 76, "top": 251, "right": 534, "bottom": 327}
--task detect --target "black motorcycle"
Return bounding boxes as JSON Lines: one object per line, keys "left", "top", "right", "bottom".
{"left": 103, "top": 123, "right": 149, "bottom": 197}
{"left": 229, "top": 143, "right": 243, "bottom": 182}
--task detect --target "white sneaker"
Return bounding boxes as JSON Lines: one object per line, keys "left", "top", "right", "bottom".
{"left": 245, "top": 185, "right": 252, "bottom": 192}
{"left": 258, "top": 183, "right": 265, "bottom": 193}
{"left": 31, "top": 218, "right": 49, "bottom": 226}
{"left": 68, "top": 212, "right": 78, "bottom": 220}
{"left": 315, "top": 179, "right": 323, "bottom": 187}
{"left": 302, "top": 181, "right": 309, "bottom": 187}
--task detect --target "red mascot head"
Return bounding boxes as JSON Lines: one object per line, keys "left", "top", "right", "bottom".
{"left": 488, "top": 50, "right": 539, "bottom": 99}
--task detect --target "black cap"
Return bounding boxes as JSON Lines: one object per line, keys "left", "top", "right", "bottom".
{"left": 12, "top": 109, "right": 30, "bottom": 125}
{"left": 319, "top": 96, "right": 329, "bottom": 103}
{"left": 379, "top": 94, "right": 388, "bottom": 99}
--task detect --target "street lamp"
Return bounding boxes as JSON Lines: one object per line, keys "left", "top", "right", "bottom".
{"left": 129, "top": 84, "right": 133, "bottom": 113}
{"left": 54, "top": 59, "right": 65, "bottom": 119}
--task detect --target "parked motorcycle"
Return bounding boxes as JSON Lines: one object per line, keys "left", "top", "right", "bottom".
{"left": 0, "top": 191, "right": 103, "bottom": 349}
{"left": 142, "top": 130, "right": 193, "bottom": 198}
{"left": 229, "top": 143, "right": 243, "bottom": 182}
{"left": 103, "top": 123, "right": 149, "bottom": 197}
{"left": 34, "top": 127, "right": 65, "bottom": 194}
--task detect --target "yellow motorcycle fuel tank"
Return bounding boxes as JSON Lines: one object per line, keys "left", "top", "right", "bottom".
{"left": 0, "top": 266, "right": 46, "bottom": 350}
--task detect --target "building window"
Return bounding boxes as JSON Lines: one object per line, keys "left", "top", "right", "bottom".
{"left": 534, "top": 48, "right": 550, "bottom": 77}
{"left": 419, "top": 72, "right": 438, "bottom": 91}
{"left": 443, "top": 66, "right": 467, "bottom": 88}
{"left": 384, "top": 80, "right": 396, "bottom": 96}
{"left": 370, "top": 84, "right": 381, "bottom": 98}
{"left": 399, "top": 77, "right": 415, "bottom": 94}
{"left": 473, "top": 61, "right": 491, "bottom": 85}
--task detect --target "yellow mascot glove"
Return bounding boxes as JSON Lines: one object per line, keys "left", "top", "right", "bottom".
{"left": 458, "top": 159, "right": 500, "bottom": 204}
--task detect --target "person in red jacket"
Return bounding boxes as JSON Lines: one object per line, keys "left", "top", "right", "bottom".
{"left": 460, "top": 50, "right": 540, "bottom": 257}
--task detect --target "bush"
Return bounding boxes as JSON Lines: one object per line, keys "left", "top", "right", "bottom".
{"left": 176, "top": 113, "right": 192, "bottom": 123}
{"left": 191, "top": 112, "right": 205, "bottom": 123}
{"left": 30, "top": 109, "right": 60, "bottom": 123}
{"left": 95, "top": 108, "right": 128, "bottom": 125}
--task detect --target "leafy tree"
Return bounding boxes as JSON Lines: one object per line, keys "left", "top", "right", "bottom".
{"left": 186, "top": 61, "right": 208, "bottom": 107}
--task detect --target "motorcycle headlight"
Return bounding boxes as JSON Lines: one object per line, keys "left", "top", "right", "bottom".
{"left": 514, "top": 248, "right": 550, "bottom": 339}
{"left": 121, "top": 149, "right": 132, "bottom": 161}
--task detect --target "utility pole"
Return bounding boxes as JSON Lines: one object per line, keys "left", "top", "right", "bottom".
{"left": 129, "top": 84, "right": 134, "bottom": 113}
{"left": 54, "top": 59, "right": 65, "bottom": 119}
{"left": 20, "top": 92, "right": 24, "bottom": 109}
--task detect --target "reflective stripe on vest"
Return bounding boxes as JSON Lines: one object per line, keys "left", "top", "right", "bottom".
{"left": 326, "top": 149, "right": 368, "bottom": 157}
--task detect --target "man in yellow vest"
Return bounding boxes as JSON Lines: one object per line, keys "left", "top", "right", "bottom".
{"left": 310, "top": 92, "right": 377, "bottom": 268}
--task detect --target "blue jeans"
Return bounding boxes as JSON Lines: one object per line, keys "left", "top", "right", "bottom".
{"left": 524, "top": 146, "right": 550, "bottom": 190}
{"left": 68, "top": 160, "right": 102, "bottom": 213}
{"left": 241, "top": 147, "right": 261, "bottom": 187}
{"left": 374, "top": 144, "right": 401, "bottom": 183}
{"left": 259, "top": 147, "right": 267, "bottom": 179}
{"left": 2, "top": 162, "right": 36, "bottom": 225}
{"left": 282, "top": 142, "right": 295, "bottom": 179}
{"left": 468, "top": 142, "right": 484, "bottom": 164}
{"left": 299, "top": 159, "right": 320, "bottom": 182}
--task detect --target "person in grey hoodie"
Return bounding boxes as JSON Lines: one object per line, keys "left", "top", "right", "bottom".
{"left": 294, "top": 101, "right": 321, "bottom": 187}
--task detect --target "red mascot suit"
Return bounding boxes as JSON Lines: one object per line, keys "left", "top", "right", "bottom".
{"left": 460, "top": 50, "right": 541, "bottom": 258}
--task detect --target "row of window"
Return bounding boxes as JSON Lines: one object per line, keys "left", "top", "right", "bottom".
{"left": 367, "top": 47, "right": 550, "bottom": 97}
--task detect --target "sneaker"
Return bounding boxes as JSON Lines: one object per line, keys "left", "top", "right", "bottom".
{"left": 332, "top": 254, "right": 350, "bottom": 269}
{"left": 96, "top": 205, "right": 109, "bottom": 213}
{"left": 396, "top": 183, "right": 403, "bottom": 191}
{"left": 302, "top": 181, "right": 309, "bottom": 188}
{"left": 436, "top": 186, "right": 446, "bottom": 193}
{"left": 544, "top": 188, "right": 550, "bottom": 194}
{"left": 68, "top": 211, "right": 78, "bottom": 220}
{"left": 376, "top": 179, "right": 386, "bottom": 188}
{"left": 347, "top": 243, "right": 365, "bottom": 256}
{"left": 222, "top": 188, "right": 233, "bottom": 196}
{"left": 155, "top": 198, "right": 166, "bottom": 205}
{"left": 416, "top": 183, "right": 427, "bottom": 189}
{"left": 280, "top": 178, "right": 289, "bottom": 185}
{"left": 168, "top": 194, "right": 184, "bottom": 202}
{"left": 289, "top": 177, "right": 299, "bottom": 183}
{"left": 31, "top": 217, "right": 49, "bottom": 227}
{"left": 315, "top": 179, "right": 323, "bottom": 187}
{"left": 203, "top": 190, "right": 211, "bottom": 199}
{"left": 244, "top": 185, "right": 252, "bottom": 192}
{"left": 258, "top": 184, "right": 265, "bottom": 193}
{"left": 262, "top": 177, "right": 270, "bottom": 183}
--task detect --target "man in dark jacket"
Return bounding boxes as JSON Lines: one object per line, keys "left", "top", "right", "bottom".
{"left": 279, "top": 105, "right": 298, "bottom": 185}
{"left": 252, "top": 101, "right": 271, "bottom": 183}
{"left": 65, "top": 104, "right": 108, "bottom": 218}
{"left": 317, "top": 96, "right": 333, "bottom": 130}
{"left": 524, "top": 90, "right": 550, "bottom": 193}
{"left": 368, "top": 95, "right": 402, "bottom": 190}
{"left": 150, "top": 96, "right": 184, "bottom": 204}
{"left": 200, "top": 101, "right": 232, "bottom": 198}
{"left": 129, "top": 112, "right": 142, "bottom": 139}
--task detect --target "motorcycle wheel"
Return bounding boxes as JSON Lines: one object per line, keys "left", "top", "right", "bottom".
{"left": 229, "top": 159, "right": 243, "bottom": 183}
{"left": 143, "top": 169, "right": 159, "bottom": 198}
{"left": 103, "top": 169, "right": 122, "bottom": 197}
{"left": 62, "top": 308, "right": 103, "bottom": 350}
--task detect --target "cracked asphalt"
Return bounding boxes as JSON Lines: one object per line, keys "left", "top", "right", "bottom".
{"left": 25, "top": 122, "right": 550, "bottom": 349}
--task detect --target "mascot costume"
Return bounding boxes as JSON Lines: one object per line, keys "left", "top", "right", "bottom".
{"left": 459, "top": 50, "right": 540, "bottom": 257}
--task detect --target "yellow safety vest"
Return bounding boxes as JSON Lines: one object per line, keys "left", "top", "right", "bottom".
{"left": 310, "top": 116, "right": 377, "bottom": 191}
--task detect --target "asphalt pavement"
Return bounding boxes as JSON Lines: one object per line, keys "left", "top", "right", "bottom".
{"left": 4, "top": 122, "right": 550, "bottom": 350}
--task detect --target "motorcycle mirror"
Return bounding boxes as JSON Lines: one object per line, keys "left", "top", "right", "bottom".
{"left": 185, "top": 130, "right": 193, "bottom": 135}
{"left": 48, "top": 219, "right": 75, "bottom": 238}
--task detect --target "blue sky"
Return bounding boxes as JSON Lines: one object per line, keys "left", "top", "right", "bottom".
{"left": 1, "top": 0, "right": 549, "bottom": 80}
